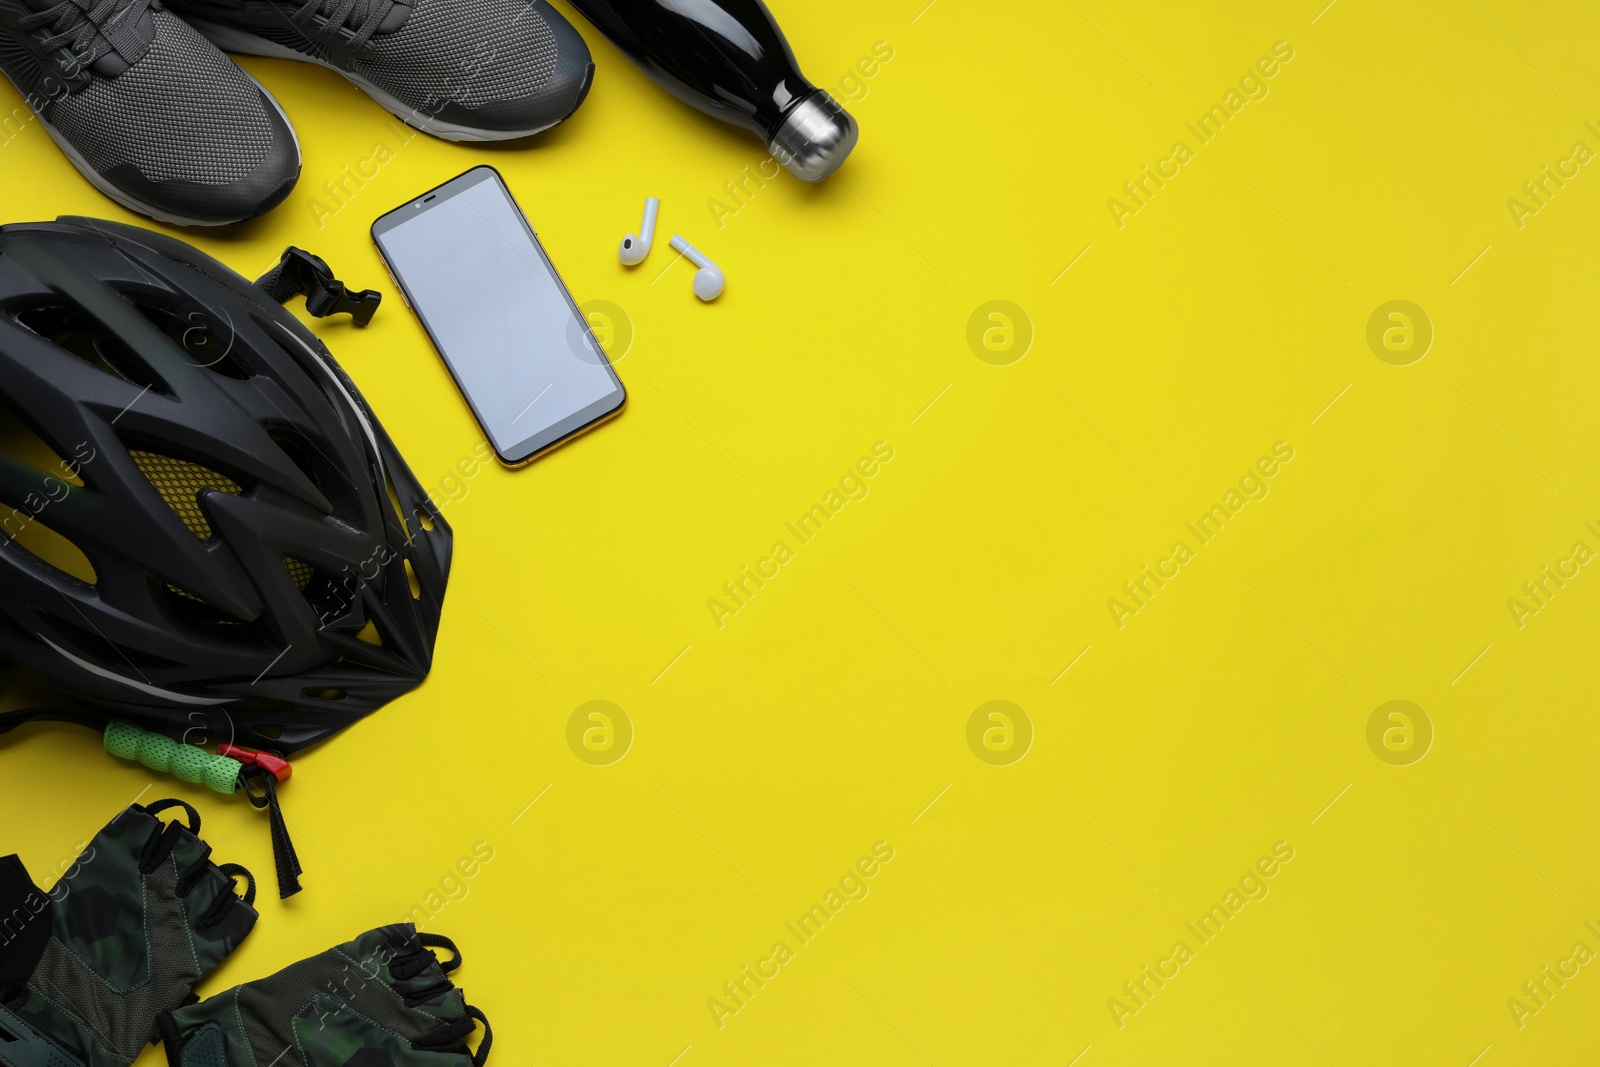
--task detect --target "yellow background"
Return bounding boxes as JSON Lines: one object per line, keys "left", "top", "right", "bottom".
{"left": 5, "top": 0, "right": 1600, "bottom": 1064}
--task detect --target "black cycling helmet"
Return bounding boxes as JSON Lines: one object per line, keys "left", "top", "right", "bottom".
{"left": 0, "top": 217, "right": 450, "bottom": 753}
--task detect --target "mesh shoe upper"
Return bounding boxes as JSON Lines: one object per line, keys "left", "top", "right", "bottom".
{"left": 166, "top": 0, "right": 593, "bottom": 138}
{"left": 44, "top": 11, "right": 272, "bottom": 183}
{"left": 0, "top": 0, "right": 301, "bottom": 223}
{"left": 350, "top": 0, "right": 559, "bottom": 112}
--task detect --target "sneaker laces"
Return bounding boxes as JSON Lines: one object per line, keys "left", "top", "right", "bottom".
{"left": 291, "top": 0, "right": 397, "bottom": 49}
{"left": 16, "top": 0, "right": 149, "bottom": 78}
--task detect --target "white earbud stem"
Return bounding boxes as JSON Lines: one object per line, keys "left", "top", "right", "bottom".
{"left": 619, "top": 197, "right": 659, "bottom": 266}
{"left": 669, "top": 234, "right": 725, "bottom": 302}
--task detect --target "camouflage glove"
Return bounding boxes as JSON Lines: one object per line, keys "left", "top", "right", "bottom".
{"left": 156, "top": 925, "right": 491, "bottom": 1067}
{"left": 0, "top": 800, "right": 259, "bottom": 1067}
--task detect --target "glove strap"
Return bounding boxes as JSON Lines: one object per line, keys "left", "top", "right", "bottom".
{"left": 412, "top": 1006, "right": 492, "bottom": 1067}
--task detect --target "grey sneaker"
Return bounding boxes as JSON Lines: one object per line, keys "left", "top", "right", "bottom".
{"left": 166, "top": 0, "right": 594, "bottom": 141}
{"left": 0, "top": 0, "right": 301, "bottom": 225}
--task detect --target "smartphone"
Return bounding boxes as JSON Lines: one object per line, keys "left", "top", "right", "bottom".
{"left": 372, "top": 166, "right": 626, "bottom": 467}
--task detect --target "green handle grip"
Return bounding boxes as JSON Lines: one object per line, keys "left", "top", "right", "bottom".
{"left": 104, "top": 721, "right": 240, "bottom": 795}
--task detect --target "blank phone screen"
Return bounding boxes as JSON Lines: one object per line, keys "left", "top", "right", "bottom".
{"left": 373, "top": 167, "right": 624, "bottom": 463}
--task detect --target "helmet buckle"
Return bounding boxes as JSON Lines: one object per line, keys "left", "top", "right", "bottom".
{"left": 255, "top": 247, "right": 382, "bottom": 327}
{"left": 218, "top": 743, "right": 293, "bottom": 783}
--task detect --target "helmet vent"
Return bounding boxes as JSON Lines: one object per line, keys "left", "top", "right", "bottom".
{"left": 268, "top": 429, "right": 357, "bottom": 522}
{"left": 164, "top": 582, "right": 242, "bottom": 626}
{"left": 384, "top": 476, "right": 412, "bottom": 545}
{"left": 13, "top": 304, "right": 162, "bottom": 391}
{"left": 128, "top": 297, "right": 254, "bottom": 381}
{"left": 0, "top": 510, "right": 96, "bottom": 584}
{"left": 130, "top": 450, "right": 241, "bottom": 539}
{"left": 159, "top": 583, "right": 276, "bottom": 641}
{"left": 283, "top": 555, "right": 315, "bottom": 590}
{"left": 0, "top": 401, "right": 84, "bottom": 486}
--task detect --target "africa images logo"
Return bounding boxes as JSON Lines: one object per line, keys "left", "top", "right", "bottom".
{"left": 1107, "top": 841, "right": 1296, "bottom": 1028}
{"left": 1106, "top": 41, "right": 1296, "bottom": 230}
{"left": 1107, "top": 442, "right": 1295, "bottom": 628}
{"left": 707, "top": 442, "right": 895, "bottom": 629}
{"left": 706, "top": 842, "right": 895, "bottom": 1029}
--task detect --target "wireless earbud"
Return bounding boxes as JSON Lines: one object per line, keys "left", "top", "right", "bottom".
{"left": 669, "top": 235, "right": 724, "bottom": 301}
{"left": 619, "top": 197, "right": 659, "bottom": 265}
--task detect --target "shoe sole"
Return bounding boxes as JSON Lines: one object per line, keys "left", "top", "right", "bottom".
{"left": 33, "top": 70, "right": 302, "bottom": 227}
{"left": 183, "top": 16, "right": 592, "bottom": 142}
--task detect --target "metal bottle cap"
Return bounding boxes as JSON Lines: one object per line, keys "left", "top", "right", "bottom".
{"left": 768, "top": 92, "right": 859, "bottom": 182}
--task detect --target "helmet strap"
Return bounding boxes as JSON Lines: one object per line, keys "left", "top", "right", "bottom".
{"left": 241, "top": 764, "right": 304, "bottom": 899}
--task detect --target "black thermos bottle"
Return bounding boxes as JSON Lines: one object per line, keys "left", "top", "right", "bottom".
{"left": 564, "top": 0, "right": 858, "bottom": 181}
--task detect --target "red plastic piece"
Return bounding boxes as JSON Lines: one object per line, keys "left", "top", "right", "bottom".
{"left": 219, "top": 743, "right": 293, "bottom": 783}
